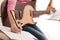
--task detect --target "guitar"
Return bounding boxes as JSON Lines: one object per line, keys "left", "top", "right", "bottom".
{"left": 15, "top": 10, "right": 50, "bottom": 28}
{"left": 10, "top": 0, "right": 55, "bottom": 29}
{"left": 10, "top": 9, "right": 54, "bottom": 30}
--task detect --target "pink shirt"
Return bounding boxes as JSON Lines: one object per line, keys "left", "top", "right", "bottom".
{"left": 7, "top": 0, "right": 32, "bottom": 11}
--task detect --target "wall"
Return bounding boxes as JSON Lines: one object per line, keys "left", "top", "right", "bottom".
{"left": 36, "top": 0, "right": 60, "bottom": 10}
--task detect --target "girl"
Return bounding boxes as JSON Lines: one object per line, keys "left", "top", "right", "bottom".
{"left": 7, "top": 0, "right": 55, "bottom": 40}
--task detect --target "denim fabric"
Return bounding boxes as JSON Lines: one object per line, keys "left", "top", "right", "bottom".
{"left": 23, "top": 24, "right": 47, "bottom": 40}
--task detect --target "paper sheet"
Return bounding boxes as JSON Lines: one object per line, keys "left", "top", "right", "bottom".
{"left": 49, "top": 10, "right": 60, "bottom": 21}
{"left": 0, "top": 26, "right": 36, "bottom": 40}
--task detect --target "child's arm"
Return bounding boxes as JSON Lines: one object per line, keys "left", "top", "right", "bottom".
{"left": 7, "top": 0, "right": 22, "bottom": 33}
{"left": 47, "top": 0, "right": 56, "bottom": 13}
{"left": 7, "top": 0, "right": 17, "bottom": 11}
{"left": 7, "top": 10, "right": 22, "bottom": 33}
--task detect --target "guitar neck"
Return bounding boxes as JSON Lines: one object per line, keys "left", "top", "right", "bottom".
{"left": 30, "top": 11, "right": 50, "bottom": 17}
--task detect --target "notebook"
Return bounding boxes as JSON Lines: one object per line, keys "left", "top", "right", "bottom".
{"left": 48, "top": 10, "right": 60, "bottom": 21}
{"left": 0, "top": 26, "right": 36, "bottom": 40}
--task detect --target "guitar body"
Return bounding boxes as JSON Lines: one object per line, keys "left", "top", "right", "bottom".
{"left": 17, "top": 5, "right": 36, "bottom": 27}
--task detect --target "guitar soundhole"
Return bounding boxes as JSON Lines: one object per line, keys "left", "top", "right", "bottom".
{"left": 18, "top": 22, "right": 23, "bottom": 25}
{"left": 18, "top": 22, "right": 20, "bottom": 24}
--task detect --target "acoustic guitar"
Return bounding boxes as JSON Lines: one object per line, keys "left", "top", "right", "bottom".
{"left": 17, "top": 11, "right": 50, "bottom": 26}
{"left": 10, "top": 9, "right": 51, "bottom": 30}
{"left": 10, "top": 0, "right": 55, "bottom": 29}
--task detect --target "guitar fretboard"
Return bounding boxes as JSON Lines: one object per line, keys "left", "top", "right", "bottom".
{"left": 30, "top": 10, "right": 50, "bottom": 17}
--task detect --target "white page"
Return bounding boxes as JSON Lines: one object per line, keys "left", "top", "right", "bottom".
{"left": 49, "top": 10, "right": 60, "bottom": 21}
{"left": 0, "top": 26, "right": 21, "bottom": 40}
{"left": 0, "top": 26, "right": 36, "bottom": 40}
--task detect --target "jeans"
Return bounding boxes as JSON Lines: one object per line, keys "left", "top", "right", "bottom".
{"left": 23, "top": 24, "right": 47, "bottom": 40}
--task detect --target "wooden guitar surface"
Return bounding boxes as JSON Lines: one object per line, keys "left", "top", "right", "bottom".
{"left": 17, "top": 5, "right": 36, "bottom": 27}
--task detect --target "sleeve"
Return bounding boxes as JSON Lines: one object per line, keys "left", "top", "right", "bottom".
{"left": 7, "top": 0, "right": 17, "bottom": 11}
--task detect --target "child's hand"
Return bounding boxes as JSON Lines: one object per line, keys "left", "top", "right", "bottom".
{"left": 11, "top": 23, "right": 22, "bottom": 33}
{"left": 47, "top": 6, "right": 56, "bottom": 13}
{"left": 16, "top": 20, "right": 23, "bottom": 31}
